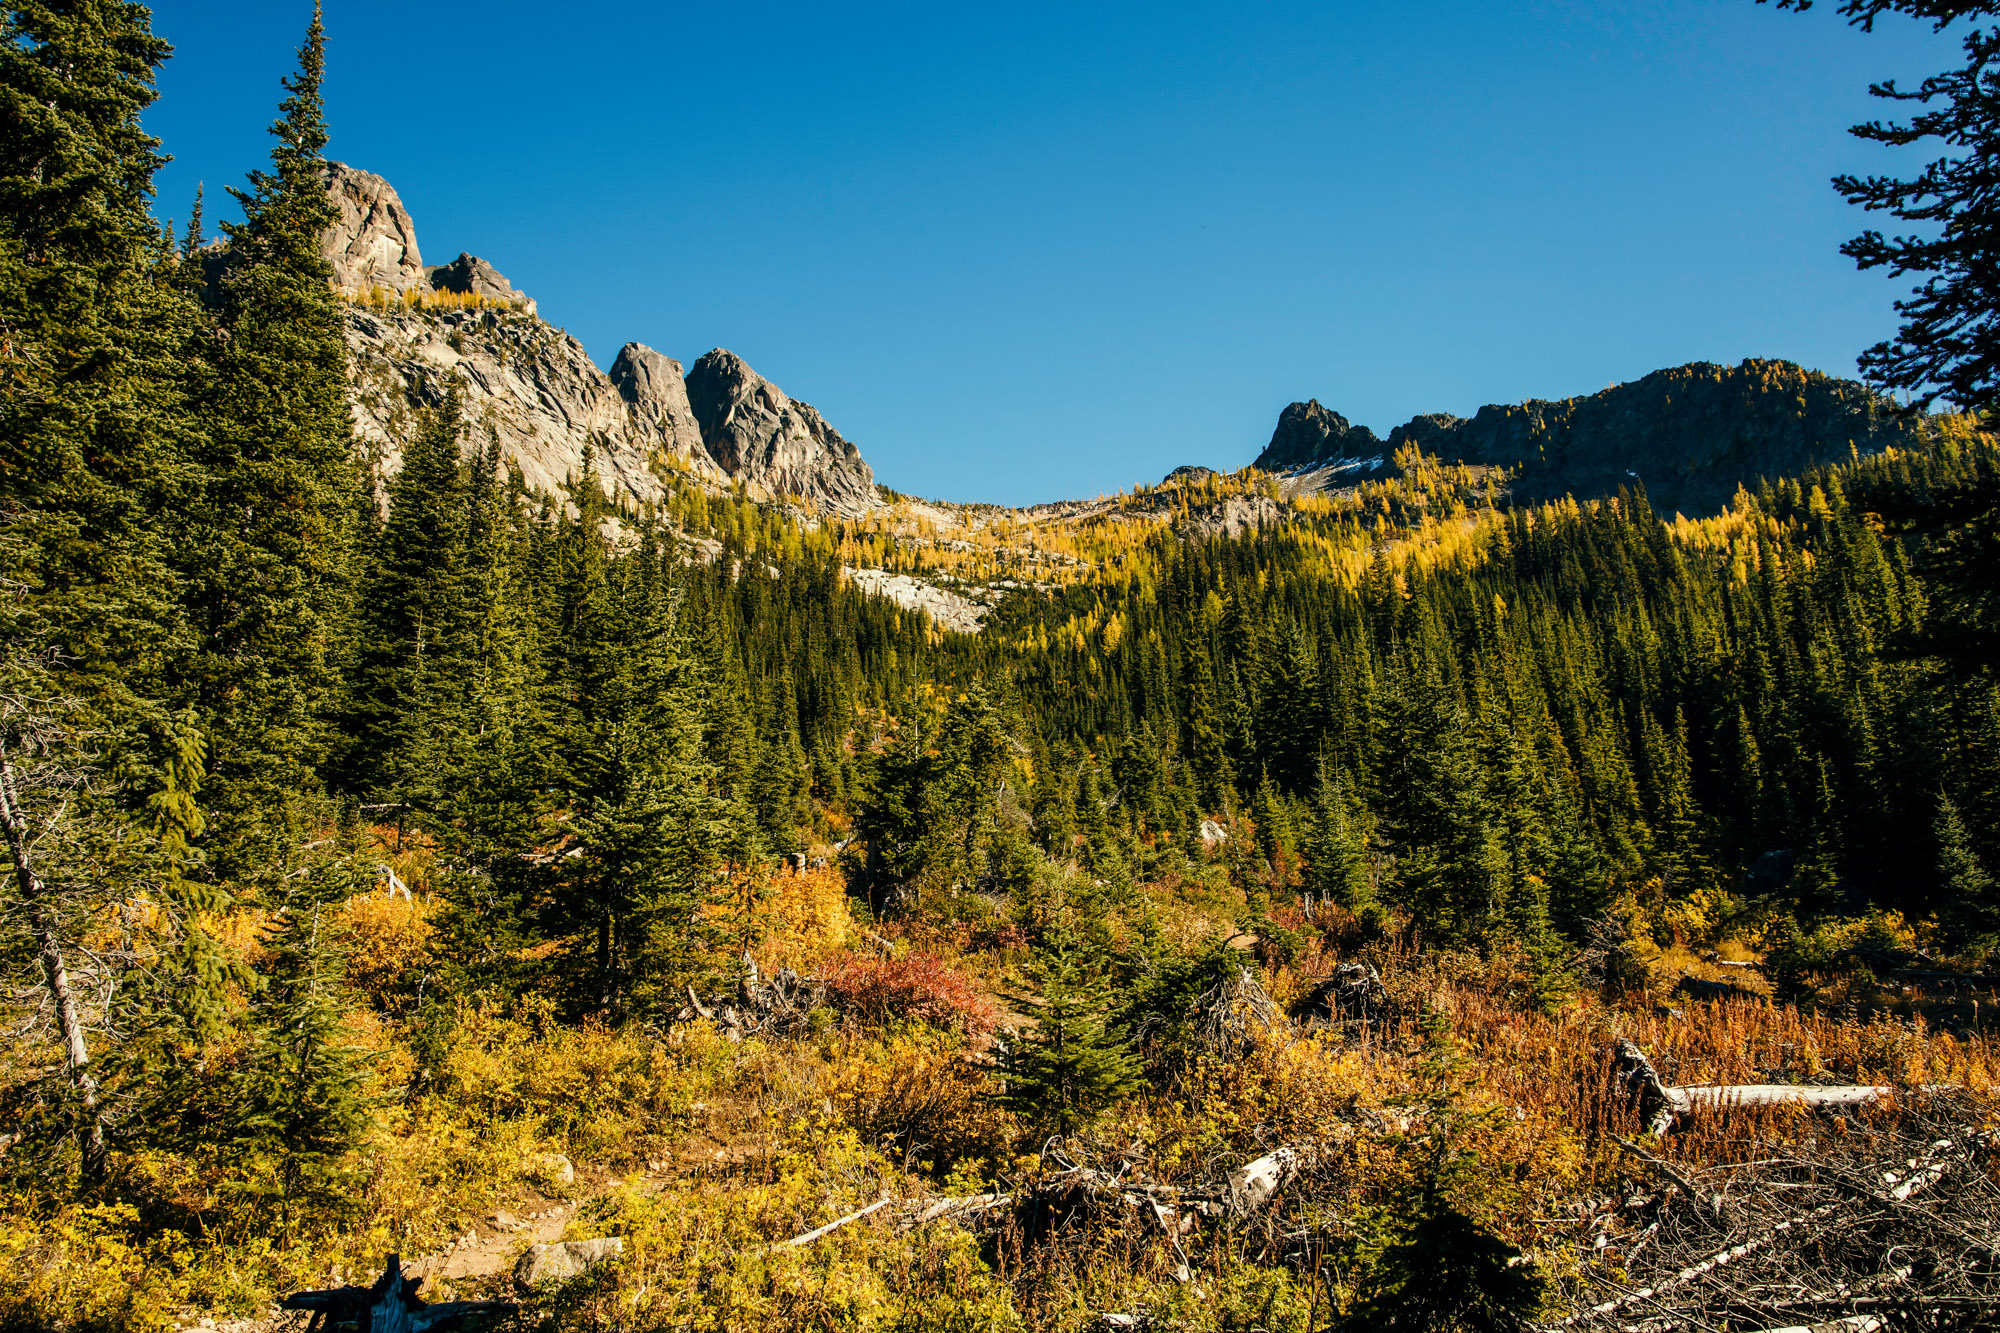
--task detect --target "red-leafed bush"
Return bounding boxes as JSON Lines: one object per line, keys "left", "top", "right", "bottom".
{"left": 824, "top": 951, "right": 998, "bottom": 1037}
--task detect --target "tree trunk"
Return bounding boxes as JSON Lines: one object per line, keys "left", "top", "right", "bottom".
{"left": 0, "top": 743, "right": 106, "bottom": 1180}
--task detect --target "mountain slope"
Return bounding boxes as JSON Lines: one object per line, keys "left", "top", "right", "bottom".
{"left": 1257, "top": 358, "right": 1928, "bottom": 514}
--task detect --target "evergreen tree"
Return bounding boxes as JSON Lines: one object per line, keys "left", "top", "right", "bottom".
{"left": 1342, "top": 1010, "right": 1547, "bottom": 1331}
{"left": 0, "top": 0, "right": 212, "bottom": 1185}
{"left": 1303, "top": 763, "right": 1375, "bottom": 919}
{"left": 348, "top": 384, "right": 475, "bottom": 814}
{"left": 180, "top": 2, "right": 357, "bottom": 870}
{"left": 0, "top": 0, "right": 191, "bottom": 700}
{"left": 1001, "top": 894, "right": 1142, "bottom": 1139}
{"left": 227, "top": 870, "right": 372, "bottom": 1234}
{"left": 1936, "top": 793, "right": 1999, "bottom": 957}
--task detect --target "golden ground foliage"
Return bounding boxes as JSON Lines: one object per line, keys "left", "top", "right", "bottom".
{"left": 5, "top": 851, "right": 1996, "bottom": 1332}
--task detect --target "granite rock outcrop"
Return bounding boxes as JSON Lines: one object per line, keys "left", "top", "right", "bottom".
{"left": 319, "top": 166, "right": 876, "bottom": 515}
{"left": 324, "top": 162, "right": 427, "bottom": 294}
{"left": 686, "top": 349, "right": 877, "bottom": 517}
{"left": 425, "top": 251, "right": 537, "bottom": 318}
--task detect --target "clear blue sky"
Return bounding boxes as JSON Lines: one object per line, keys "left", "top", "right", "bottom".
{"left": 145, "top": 1, "right": 1956, "bottom": 506}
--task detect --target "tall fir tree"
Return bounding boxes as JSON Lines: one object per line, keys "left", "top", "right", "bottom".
{"left": 180, "top": 1, "right": 357, "bottom": 872}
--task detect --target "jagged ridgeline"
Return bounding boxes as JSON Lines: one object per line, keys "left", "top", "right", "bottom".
{"left": 291, "top": 163, "right": 879, "bottom": 516}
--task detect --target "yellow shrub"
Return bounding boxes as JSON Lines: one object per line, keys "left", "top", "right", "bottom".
{"left": 753, "top": 864, "right": 851, "bottom": 974}
{"left": 554, "top": 1117, "right": 1023, "bottom": 1332}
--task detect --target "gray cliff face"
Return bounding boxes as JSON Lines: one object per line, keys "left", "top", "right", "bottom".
{"left": 609, "top": 343, "right": 709, "bottom": 466}
{"left": 685, "top": 349, "right": 877, "bottom": 517}
{"left": 324, "top": 162, "right": 426, "bottom": 293}
{"left": 320, "top": 167, "right": 876, "bottom": 515}
{"left": 344, "top": 308, "right": 724, "bottom": 508}
{"left": 1260, "top": 359, "right": 1927, "bottom": 514}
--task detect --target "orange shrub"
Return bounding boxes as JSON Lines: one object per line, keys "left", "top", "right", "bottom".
{"left": 824, "top": 951, "right": 998, "bottom": 1038}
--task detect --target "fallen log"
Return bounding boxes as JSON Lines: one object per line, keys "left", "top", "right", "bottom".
{"left": 1665, "top": 1084, "right": 1893, "bottom": 1116}
{"left": 1672, "top": 974, "right": 1763, "bottom": 1003}
{"left": 1225, "top": 1147, "right": 1300, "bottom": 1215}
{"left": 767, "top": 1195, "right": 894, "bottom": 1250}
{"left": 282, "top": 1254, "right": 512, "bottom": 1333}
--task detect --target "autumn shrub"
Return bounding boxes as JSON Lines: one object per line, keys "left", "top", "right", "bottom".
{"left": 824, "top": 950, "right": 998, "bottom": 1037}
{"left": 824, "top": 1028, "right": 1015, "bottom": 1171}
{"left": 336, "top": 890, "right": 435, "bottom": 1011}
{"left": 751, "top": 864, "right": 851, "bottom": 974}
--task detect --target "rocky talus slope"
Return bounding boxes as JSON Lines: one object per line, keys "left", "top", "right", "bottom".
{"left": 320, "top": 163, "right": 874, "bottom": 515}
{"left": 1256, "top": 359, "right": 1929, "bottom": 514}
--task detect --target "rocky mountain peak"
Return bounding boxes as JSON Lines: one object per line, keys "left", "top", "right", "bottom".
{"left": 323, "top": 169, "right": 879, "bottom": 516}
{"left": 686, "top": 349, "right": 876, "bottom": 516}
{"left": 1254, "top": 399, "right": 1394, "bottom": 481}
{"left": 609, "top": 343, "right": 710, "bottom": 469}
{"left": 1261, "top": 359, "right": 1926, "bottom": 514}
{"left": 324, "top": 162, "right": 426, "bottom": 293}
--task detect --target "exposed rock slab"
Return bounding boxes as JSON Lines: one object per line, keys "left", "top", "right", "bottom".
{"left": 514, "top": 1237, "right": 623, "bottom": 1288}
{"left": 843, "top": 567, "right": 991, "bottom": 633}
{"left": 344, "top": 307, "right": 724, "bottom": 507}
{"left": 687, "top": 349, "right": 877, "bottom": 516}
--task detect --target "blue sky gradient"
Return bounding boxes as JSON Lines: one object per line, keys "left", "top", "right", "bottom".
{"left": 147, "top": 1, "right": 1957, "bottom": 505}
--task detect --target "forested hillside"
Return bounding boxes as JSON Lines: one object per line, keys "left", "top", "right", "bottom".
{"left": 6, "top": 4, "right": 2000, "bottom": 1333}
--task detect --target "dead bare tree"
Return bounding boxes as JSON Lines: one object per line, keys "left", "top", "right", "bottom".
{"left": 0, "top": 665, "right": 110, "bottom": 1178}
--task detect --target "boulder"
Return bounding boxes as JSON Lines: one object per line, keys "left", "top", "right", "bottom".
{"left": 514, "top": 1237, "right": 623, "bottom": 1288}
{"left": 323, "top": 162, "right": 426, "bottom": 294}
{"left": 530, "top": 1152, "right": 574, "bottom": 1187}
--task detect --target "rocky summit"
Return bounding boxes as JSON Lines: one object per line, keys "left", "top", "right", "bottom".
{"left": 324, "top": 162, "right": 427, "bottom": 294}
{"left": 685, "top": 350, "right": 877, "bottom": 518}
{"left": 1254, "top": 400, "right": 1396, "bottom": 483}
{"left": 1259, "top": 358, "right": 1927, "bottom": 514}
{"left": 320, "top": 165, "right": 876, "bottom": 515}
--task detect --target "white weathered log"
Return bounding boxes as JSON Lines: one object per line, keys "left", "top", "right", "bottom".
{"left": 1665, "top": 1084, "right": 1892, "bottom": 1115}
{"left": 768, "top": 1195, "right": 893, "bottom": 1250}
{"left": 906, "top": 1192, "right": 1011, "bottom": 1227}
{"left": 1226, "top": 1147, "right": 1300, "bottom": 1214}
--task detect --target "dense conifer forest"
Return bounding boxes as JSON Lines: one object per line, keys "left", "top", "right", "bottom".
{"left": 5, "top": 3, "right": 2000, "bottom": 1331}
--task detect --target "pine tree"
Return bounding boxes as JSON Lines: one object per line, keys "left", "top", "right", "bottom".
{"left": 1341, "top": 1010, "right": 1547, "bottom": 1331}
{"left": 1002, "top": 898, "right": 1141, "bottom": 1138}
{"left": 0, "top": 0, "right": 209, "bottom": 1185}
{"left": 348, "top": 384, "right": 475, "bottom": 814}
{"left": 1936, "top": 793, "right": 1999, "bottom": 958}
{"left": 545, "top": 524, "right": 745, "bottom": 1016}
{"left": 227, "top": 871, "right": 372, "bottom": 1234}
{"left": 1303, "top": 763, "right": 1375, "bottom": 919}
{"left": 180, "top": 2, "right": 358, "bottom": 870}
